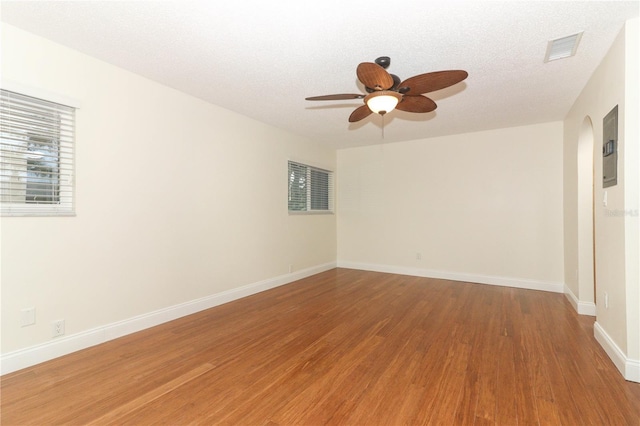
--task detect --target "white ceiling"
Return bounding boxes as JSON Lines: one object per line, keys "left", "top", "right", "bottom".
{"left": 1, "top": 1, "right": 638, "bottom": 149}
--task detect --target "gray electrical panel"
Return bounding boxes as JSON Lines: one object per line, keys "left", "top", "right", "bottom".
{"left": 603, "top": 105, "right": 618, "bottom": 188}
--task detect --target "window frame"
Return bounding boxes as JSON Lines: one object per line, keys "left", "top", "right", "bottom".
{"left": 288, "top": 160, "right": 334, "bottom": 215}
{"left": 1, "top": 87, "right": 77, "bottom": 217}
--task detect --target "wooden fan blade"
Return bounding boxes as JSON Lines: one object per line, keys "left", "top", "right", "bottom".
{"left": 306, "top": 94, "right": 365, "bottom": 101}
{"left": 357, "top": 62, "right": 394, "bottom": 90}
{"left": 399, "top": 70, "right": 468, "bottom": 95}
{"left": 349, "top": 105, "right": 373, "bottom": 122}
{"left": 396, "top": 95, "right": 437, "bottom": 113}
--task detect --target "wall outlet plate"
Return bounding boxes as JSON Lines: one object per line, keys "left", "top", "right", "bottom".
{"left": 52, "top": 319, "right": 65, "bottom": 337}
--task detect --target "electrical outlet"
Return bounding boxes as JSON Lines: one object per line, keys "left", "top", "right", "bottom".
{"left": 21, "top": 307, "right": 36, "bottom": 327}
{"left": 52, "top": 319, "right": 65, "bottom": 337}
{"left": 416, "top": 252, "right": 422, "bottom": 260}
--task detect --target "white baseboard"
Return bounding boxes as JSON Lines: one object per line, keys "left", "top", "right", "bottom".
{"left": 594, "top": 322, "right": 640, "bottom": 383}
{"left": 1, "top": 262, "right": 336, "bottom": 375}
{"left": 563, "top": 285, "right": 597, "bottom": 316}
{"left": 337, "top": 261, "right": 564, "bottom": 293}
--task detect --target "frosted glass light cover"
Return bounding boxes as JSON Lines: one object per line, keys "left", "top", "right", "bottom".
{"left": 365, "top": 91, "right": 402, "bottom": 114}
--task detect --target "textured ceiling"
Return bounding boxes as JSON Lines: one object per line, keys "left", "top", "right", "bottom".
{"left": 1, "top": 1, "right": 638, "bottom": 149}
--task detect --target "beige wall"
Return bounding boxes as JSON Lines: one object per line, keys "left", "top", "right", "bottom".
{"left": 337, "top": 122, "right": 565, "bottom": 288}
{"left": 0, "top": 24, "right": 336, "bottom": 355}
{"left": 623, "top": 16, "right": 639, "bottom": 369}
{"left": 563, "top": 17, "right": 639, "bottom": 375}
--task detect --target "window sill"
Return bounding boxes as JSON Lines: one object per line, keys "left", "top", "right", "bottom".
{"left": 288, "top": 210, "right": 335, "bottom": 216}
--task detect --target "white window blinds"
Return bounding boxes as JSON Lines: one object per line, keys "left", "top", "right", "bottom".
{"left": 288, "top": 160, "right": 333, "bottom": 213}
{"left": 1, "top": 89, "right": 75, "bottom": 216}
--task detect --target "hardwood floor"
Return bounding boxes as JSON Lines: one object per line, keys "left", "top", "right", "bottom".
{"left": 2, "top": 268, "right": 639, "bottom": 425}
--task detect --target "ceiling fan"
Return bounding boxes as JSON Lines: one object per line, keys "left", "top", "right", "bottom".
{"left": 305, "top": 56, "right": 468, "bottom": 123}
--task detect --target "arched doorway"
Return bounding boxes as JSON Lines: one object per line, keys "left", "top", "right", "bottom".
{"left": 577, "top": 116, "right": 596, "bottom": 310}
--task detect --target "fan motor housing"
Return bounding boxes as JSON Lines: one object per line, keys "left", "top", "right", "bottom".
{"left": 365, "top": 73, "right": 401, "bottom": 93}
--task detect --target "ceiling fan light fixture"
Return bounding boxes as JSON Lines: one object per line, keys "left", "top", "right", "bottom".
{"left": 305, "top": 58, "right": 468, "bottom": 123}
{"left": 365, "top": 90, "right": 402, "bottom": 115}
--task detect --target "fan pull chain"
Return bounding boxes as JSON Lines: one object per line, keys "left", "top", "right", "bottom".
{"left": 381, "top": 112, "right": 386, "bottom": 139}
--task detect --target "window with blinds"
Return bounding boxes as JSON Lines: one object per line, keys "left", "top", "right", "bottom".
{"left": 1, "top": 89, "right": 75, "bottom": 216}
{"left": 288, "top": 160, "right": 333, "bottom": 213}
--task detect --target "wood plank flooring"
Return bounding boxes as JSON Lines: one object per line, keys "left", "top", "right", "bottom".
{"left": 2, "top": 268, "right": 639, "bottom": 425}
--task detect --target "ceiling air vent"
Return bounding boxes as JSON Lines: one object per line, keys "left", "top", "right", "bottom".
{"left": 544, "top": 32, "right": 583, "bottom": 62}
